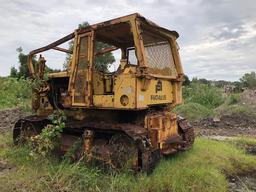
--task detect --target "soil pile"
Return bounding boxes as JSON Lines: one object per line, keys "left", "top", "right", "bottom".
{"left": 240, "top": 89, "right": 256, "bottom": 105}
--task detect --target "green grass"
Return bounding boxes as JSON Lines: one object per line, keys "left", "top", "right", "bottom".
{"left": 1, "top": 133, "right": 256, "bottom": 192}
{"left": 173, "top": 102, "right": 214, "bottom": 121}
{"left": 215, "top": 103, "right": 256, "bottom": 118}
{"left": 225, "top": 137, "right": 256, "bottom": 151}
{"left": 176, "top": 87, "right": 256, "bottom": 121}
{"left": 0, "top": 77, "right": 31, "bottom": 111}
{"left": 174, "top": 83, "right": 227, "bottom": 121}
{"left": 231, "top": 137, "right": 256, "bottom": 146}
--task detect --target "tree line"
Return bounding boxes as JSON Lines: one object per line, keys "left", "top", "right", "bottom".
{"left": 183, "top": 72, "right": 256, "bottom": 90}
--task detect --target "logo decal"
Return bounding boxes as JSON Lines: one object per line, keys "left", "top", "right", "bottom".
{"left": 155, "top": 80, "right": 162, "bottom": 93}
{"left": 151, "top": 95, "right": 166, "bottom": 100}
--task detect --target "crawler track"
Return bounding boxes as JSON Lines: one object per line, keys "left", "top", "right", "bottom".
{"left": 13, "top": 116, "right": 194, "bottom": 173}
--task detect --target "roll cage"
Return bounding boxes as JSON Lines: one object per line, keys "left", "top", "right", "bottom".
{"left": 28, "top": 13, "right": 183, "bottom": 80}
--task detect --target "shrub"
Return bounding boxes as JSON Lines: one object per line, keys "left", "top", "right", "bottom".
{"left": 173, "top": 102, "right": 213, "bottom": 121}
{"left": 226, "top": 93, "right": 240, "bottom": 105}
{"left": 183, "top": 83, "right": 224, "bottom": 109}
{"left": 29, "top": 111, "right": 66, "bottom": 157}
{"left": 0, "top": 77, "right": 31, "bottom": 110}
{"left": 240, "top": 71, "right": 256, "bottom": 89}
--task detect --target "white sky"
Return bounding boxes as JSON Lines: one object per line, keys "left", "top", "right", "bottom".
{"left": 0, "top": 0, "right": 255, "bottom": 81}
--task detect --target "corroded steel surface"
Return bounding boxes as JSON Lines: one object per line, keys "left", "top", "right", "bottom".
{"left": 13, "top": 116, "right": 50, "bottom": 145}
{"left": 13, "top": 114, "right": 195, "bottom": 172}
{"left": 13, "top": 13, "right": 195, "bottom": 172}
{"left": 177, "top": 116, "right": 195, "bottom": 150}
{"left": 66, "top": 121, "right": 147, "bottom": 139}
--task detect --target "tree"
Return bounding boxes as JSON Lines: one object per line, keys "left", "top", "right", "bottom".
{"left": 233, "top": 81, "right": 243, "bottom": 92}
{"left": 63, "top": 22, "right": 90, "bottom": 69}
{"left": 94, "top": 42, "right": 115, "bottom": 72}
{"left": 10, "top": 66, "right": 18, "bottom": 78}
{"left": 214, "top": 80, "right": 230, "bottom": 88}
{"left": 191, "top": 77, "right": 209, "bottom": 85}
{"left": 11, "top": 47, "right": 57, "bottom": 79}
{"left": 16, "top": 47, "right": 30, "bottom": 78}
{"left": 240, "top": 71, "right": 256, "bottom": 89}
{"left": 63, "top": 22, "right": 115, "bottom": 72}
{"left": 183, "top": 74, "right": 190, "bottom": 86}
{"left": 14, "top": 47, "right": 37, "bottom": 78}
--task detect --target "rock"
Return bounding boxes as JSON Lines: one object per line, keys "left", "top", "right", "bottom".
{"left": 213, "top": 117, "right": 220, "bottom": 122}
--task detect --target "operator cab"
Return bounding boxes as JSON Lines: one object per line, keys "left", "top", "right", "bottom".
{"left": 28, "top": 13, "right": 183, "bottom": 113}
{"left": 91, "top": 21, "right": 138, "bottom": 95}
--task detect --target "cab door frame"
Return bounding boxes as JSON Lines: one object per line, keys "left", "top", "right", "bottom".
{"left": 68, "top": 31, "right": 94, "bottom": 107}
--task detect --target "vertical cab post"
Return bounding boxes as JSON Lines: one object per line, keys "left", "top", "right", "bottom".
{"left": 69, "top": 31, "right": 93, "bottom": 107}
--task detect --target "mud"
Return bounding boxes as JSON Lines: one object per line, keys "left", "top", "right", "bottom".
{"left": 228, "top": 173, "right": 256, "bottom": 192}
{"left": 194, "top": 114, "right": 256, "bottom": 137}
{"left": 0, "top": 108, "right": 28, "bottom": 133}
{"left": 246, "top": 145, "right": 256, "bottom": 155}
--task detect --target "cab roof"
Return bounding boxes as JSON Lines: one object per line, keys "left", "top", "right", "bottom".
{"left": 77, "top": 13, "right": 179, "bottom": 39}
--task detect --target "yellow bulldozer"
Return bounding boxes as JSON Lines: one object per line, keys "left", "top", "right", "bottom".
{"left": 13, "top": 13, "right": 194, "bottom": 172}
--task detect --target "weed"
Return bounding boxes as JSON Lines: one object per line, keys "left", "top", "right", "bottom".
{"left": 173, "top": 102, "right": 214, "bottom": 121}
{"left": 29, "top": 110, "right": 66, "bottom": 157}
{"left": 1, "top": 133, "right": 256, "bottom": 192}
{"left": 215, "top": 104, "right": 256, "bottom": 118}
{"left": 0, "top": 77, "right": 31, "bottom": 110}
{"left": 226, "top": 93, "right": 240, "bottom": 105}
{"left": 183, "top": 83, "right": 225, "bottom": 109}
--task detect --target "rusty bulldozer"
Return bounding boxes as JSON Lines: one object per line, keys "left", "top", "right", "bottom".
{"left": 13, "top": 13, "right": 194, "bottom": 172}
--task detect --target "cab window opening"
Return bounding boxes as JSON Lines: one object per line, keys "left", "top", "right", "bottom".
{"left": 141, "top": 27, "right": 178, "bottom": 77}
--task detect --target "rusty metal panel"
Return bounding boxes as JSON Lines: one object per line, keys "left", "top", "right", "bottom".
{"left": 73, "top": 36, "right": 88, "bottom": 104}
{"left": 145, "top": 112, "right": 178, "bottom": 151}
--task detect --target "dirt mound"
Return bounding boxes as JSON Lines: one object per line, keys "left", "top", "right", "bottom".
{"left": 194, "top": 114, "right": 256, "bottom": 136}
{"left": 0, "top": 108, "right": 27, "bottom": 133}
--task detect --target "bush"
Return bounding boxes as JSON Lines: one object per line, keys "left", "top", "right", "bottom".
{"left": 240, "top": 71, "right": 256, "bottom": 89}
{"left": 173, "top": 102, "right": 213, "bottom": 121}
{"left": 0, "top": 77, "right": 31, "bottom": 110}
{"left": 226, "top": 93, "right": 240, "bottom": 105}
{"left": 29, "top": 111, "right": 66, "bottom": 157}
{"left": 183, "top": 83, "right": 224, "bottom": 109}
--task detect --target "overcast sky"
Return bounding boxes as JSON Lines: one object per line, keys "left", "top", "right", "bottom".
{"left": 0, "top": 0, "right": 255, "bottom": 81}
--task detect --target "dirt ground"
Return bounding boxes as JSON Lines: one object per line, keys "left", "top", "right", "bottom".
{"left": 194, "top": 114, "right": 256, "bottom": 137}
{"left": 0, "top": 108, "right": 28, "bottom": 133}
{"left": 228, "top": 173, "right": 256, "bottom": 192}
{"left": 195, "top": 89, "right": 256, "bottom": 137}
{"left": 193, "top": 110, "right": 256, "bottom": 191}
